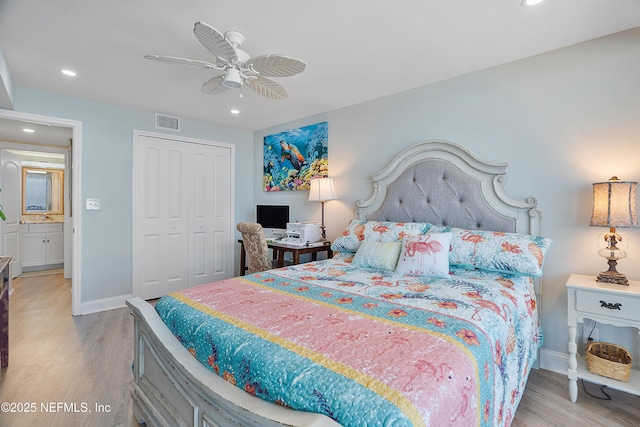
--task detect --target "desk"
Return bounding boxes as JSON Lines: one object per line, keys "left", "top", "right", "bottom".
{"left": 0, "top": 256, "right": 12, "bottom": 368}
{"left": 239, "top": 240, "right": 332, "bottom": 276}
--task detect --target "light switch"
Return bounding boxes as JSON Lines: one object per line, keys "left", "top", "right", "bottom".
{"left": 86, "top": 198, "right": 101, "bottom": 210}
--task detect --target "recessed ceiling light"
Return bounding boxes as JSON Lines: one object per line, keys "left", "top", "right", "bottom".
{"left": 230, "top": 109, "right": 240, "bottom": 115}
{"left": 522, "top": 0, "right": 544, "bottom": 6}
{"left": 61, "top": 69, "right": 77, "bottom": 77}
{"left": 23, "top": 128, "right": 35, "bottom": 133}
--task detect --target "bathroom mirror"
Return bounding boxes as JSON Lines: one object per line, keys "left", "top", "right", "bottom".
{"left": 22, "top": 167, "right": 64, "bottom": 215}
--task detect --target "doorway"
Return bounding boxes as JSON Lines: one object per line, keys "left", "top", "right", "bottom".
{"left": 0, "top": 110, "right": 82, "bottom": 315}
{"left": 5, "top": 149, "right": 66, "bottom": 275}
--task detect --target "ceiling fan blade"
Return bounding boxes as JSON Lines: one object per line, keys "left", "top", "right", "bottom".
{"left": 193, "top": 22, "right": 237, "bottom": 62}
{"left": 247, "top": 55, "right": 306, "bottom": 77}
{"left": 144, "top": 55, "right": 221, "bottom": 69}
{"left": 201, "top": 75, "right": 228, "bottom": 95}
{"left": 247, "top": 75, "right": 288, "bottom": 100}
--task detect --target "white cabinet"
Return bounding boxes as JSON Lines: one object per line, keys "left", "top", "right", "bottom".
{"left": 22, "top": 232, "right": 47, "bottom": 267}
{"left": 21, "top": 223, "right": 64, "bottom": 268}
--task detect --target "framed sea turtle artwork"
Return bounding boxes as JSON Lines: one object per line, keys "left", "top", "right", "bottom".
{"left": 263, "top": 121, "right": 328, "bottom": 191}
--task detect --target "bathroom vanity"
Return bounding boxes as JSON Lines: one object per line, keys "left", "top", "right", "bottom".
{"left": 21, "top": 222, "right": 64, "bottom": 270}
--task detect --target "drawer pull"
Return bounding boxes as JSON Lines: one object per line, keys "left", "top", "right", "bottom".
{"left": 600, "top": 300, "right": 622, "bottom": 310}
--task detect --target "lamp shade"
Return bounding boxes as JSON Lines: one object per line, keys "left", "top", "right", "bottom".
{"left": 308, "top": 177, "right": 336, "bottom": 202}
{"left": 590, "top": 177, "right": 638, "bottom": 228}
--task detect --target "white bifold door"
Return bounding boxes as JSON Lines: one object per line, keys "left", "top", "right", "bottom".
{"left": 133, "top": 132, "right": 233, "bottom": 300}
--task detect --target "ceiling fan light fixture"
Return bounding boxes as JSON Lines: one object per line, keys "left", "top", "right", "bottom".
{"left": 147, "top": 22, "right": 305, "bottom": 100}
{"left": 223, "top": 68, "right": 243, "bottom": 88}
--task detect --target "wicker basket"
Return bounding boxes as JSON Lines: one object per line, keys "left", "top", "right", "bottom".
{"left": 585, "top": 342, "right": 632, "bottom": 382}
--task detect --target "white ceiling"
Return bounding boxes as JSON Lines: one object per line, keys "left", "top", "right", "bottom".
{"left": 0, "top": 118, "right": 72, "bottom": 147}
{"left": 0, "top": 0, "right": 639, "bottom": 138}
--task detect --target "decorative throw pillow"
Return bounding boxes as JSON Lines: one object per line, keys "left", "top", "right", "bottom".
{"left": 331, "top": 220, "right": 433, "bottom": 253}
{"left": 429, "top": 226, "right": 552, "bottom": 277}
{"left": 395, "top": 233, "right": 452, "bottom": 278}
{"left": 352, "top": 241, "right": 403, "bottom": 271}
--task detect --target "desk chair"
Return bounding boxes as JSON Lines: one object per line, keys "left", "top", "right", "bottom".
{"left": 236, "top": 222, "right": 271, "bottom": 274}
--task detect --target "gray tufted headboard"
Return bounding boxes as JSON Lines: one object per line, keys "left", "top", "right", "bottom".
{"left": 356, "top": 140, "right": 541, "bottom": 237}
{"left": 355, "top": 140, "right": 543, "bottom": 368}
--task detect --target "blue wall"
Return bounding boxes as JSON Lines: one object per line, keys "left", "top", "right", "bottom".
{"left": 12, "top": 87, "right": 253, "bottom": 302}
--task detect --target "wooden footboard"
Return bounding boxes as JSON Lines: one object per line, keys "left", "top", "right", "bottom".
{"left": 126, "top": 297, "right": 340, "bottom": 427}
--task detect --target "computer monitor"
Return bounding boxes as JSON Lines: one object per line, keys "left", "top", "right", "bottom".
{"left": 256, "top": 205, "right": 289, "bottom": 237}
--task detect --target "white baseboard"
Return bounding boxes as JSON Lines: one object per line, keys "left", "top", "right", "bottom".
{"left": 539, "top": 348, "right": 568, "bottom": 375}
{"left": 80, "top": 294, "right": 133, "bottom": 315}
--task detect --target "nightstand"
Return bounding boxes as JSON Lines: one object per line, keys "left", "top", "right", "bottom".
{"left": 566, "top": 273, "right": 640, "bottom": 402}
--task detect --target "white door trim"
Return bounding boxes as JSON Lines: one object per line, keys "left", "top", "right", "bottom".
{"left": 0, "top": 109, "right": 82, "bottom": 315}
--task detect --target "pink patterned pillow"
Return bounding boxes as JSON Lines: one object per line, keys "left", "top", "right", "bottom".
{"left": 395, "top": 233, "right": 452, "bottom": 278}
{"left": 331, "top": 220, "right": 432, "bottom": 253}
{"left": 428, "top": 225, "right": 552, "bottom": 277}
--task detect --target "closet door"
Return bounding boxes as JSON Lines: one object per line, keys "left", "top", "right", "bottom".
{"left": 133, "top": 133, "right": 232, "bottom": 300}
{"left": 189, "top": 143, "right": 232, "bottom": 287}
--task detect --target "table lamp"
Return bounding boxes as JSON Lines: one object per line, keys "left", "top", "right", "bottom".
{"left": 590, "top": 176, "right": 638, "bottom": 286}
{"left": 308, "top": 177, "right": 336, "bottom": 242}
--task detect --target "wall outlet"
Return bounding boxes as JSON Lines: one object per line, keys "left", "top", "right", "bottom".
{"left": 86, "top": 198, "right": 100, "bottom": 210}
{"left": 583, "top": 324, "right": 599, "bottom": 343}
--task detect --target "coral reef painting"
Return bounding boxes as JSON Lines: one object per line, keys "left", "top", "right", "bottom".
{"left": 263, "top": 122, "right": 328, "bottom": 191}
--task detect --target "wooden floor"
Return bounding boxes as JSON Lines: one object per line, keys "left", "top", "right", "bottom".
{"left": 0, "top": 272, "right": 136, "bottom": 427}
{"left": 1, "top": 272, "right": 639, "bottom": 426}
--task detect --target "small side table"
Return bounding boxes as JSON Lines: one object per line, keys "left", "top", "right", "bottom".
{"left": 239, "top": 240, "right": 333, "bottom": 276}
{"left": 272, "top": 241, "right": 333, "bottom": 269}
{"left": 566, "top": 273, "right": 640, "bottom": 402}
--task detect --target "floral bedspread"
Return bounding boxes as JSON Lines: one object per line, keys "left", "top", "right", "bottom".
{"left": 155, "top": 253, "right": 542, "bottom": 427}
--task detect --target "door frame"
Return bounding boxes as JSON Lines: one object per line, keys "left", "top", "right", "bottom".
{"left": 0, "top": 109, "right": 82, "bottom": 315}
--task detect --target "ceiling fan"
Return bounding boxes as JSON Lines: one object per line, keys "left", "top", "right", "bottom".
{"left": 145, "top": 22, "right": 306, "bottom": 100}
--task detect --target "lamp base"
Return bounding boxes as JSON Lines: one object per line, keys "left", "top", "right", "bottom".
{"left": 595, "top": 232, "right": 629, "bottom": 286}
{"left": 319, "top": 224, "right": 328, "bottom": 242}
{"left": 596, "top": 269, "right": 629, "bottom": 286}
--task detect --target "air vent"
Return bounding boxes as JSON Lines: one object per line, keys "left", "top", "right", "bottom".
{"left": 155, "top": 113, "right": 180, "bottom": 131}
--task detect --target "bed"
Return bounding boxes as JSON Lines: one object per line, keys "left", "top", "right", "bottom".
{"left": 127, "top": 140, "right": 551, "bottom": 427}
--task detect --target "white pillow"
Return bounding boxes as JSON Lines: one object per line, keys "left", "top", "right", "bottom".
{"left": 395, "top": 233, "right": 451, "bottom": 278}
